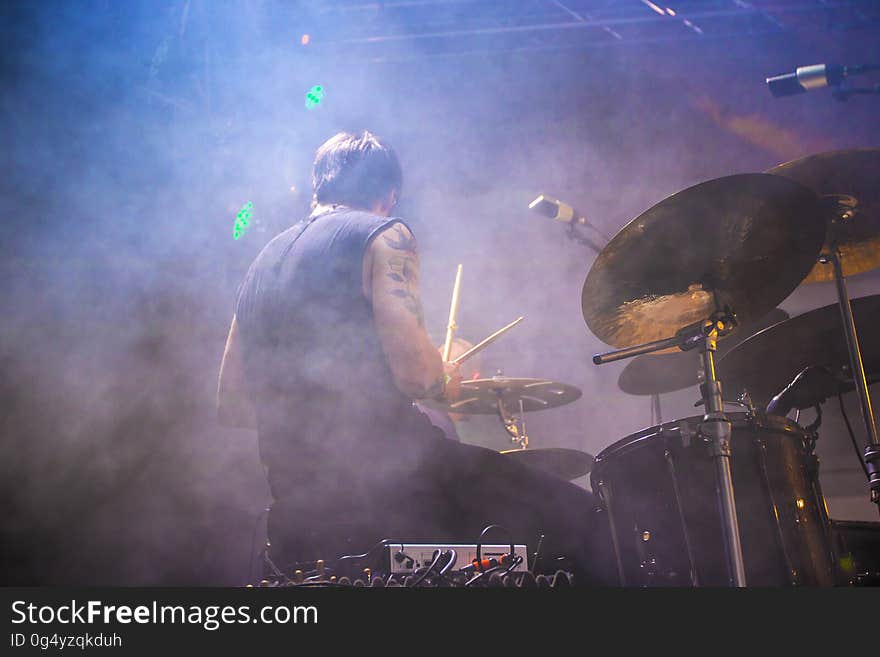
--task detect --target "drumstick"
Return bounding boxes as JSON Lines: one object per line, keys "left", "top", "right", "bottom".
{"left": 442, "top": 264, "right": 463, "bottom": 362}
{"left": 450, "top": 316, "right": 524, "bottom": 365}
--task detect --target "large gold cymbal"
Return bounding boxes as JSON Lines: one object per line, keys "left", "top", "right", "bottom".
{"left": 582, "top": 173, "right": 825, "bottom": 348}
{"left": 767, "top": 148, "right": 880, "bottom": 283}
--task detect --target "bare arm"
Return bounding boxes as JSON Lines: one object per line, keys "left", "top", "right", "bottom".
{"left": 368, "top": 223, "right": 447, "bottom": 400}
{"left": 217, "top": 314, "right": 257, "bottom": 429}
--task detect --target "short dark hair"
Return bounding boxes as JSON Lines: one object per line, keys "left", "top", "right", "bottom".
{"left": 311, "top": 131, "right": 402, "bottom": 209}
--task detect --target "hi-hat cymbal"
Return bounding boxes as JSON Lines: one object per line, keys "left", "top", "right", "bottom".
{"left": 439, "top": 377, "right": 582, "bottom": 415}
{"left": 767, "top": 148, "right": 880, "bottom": 283}
{"left": 717, "top": 295, "right": 880, "bottom": 406}
{"left": 582, "top": 174, "right": 825, "bottom": 348}
{"left": 617, "top": 308, "right": 790, "bottom": 395}
{"left": 500, "top": 447, "right": 594, "bottom": 481}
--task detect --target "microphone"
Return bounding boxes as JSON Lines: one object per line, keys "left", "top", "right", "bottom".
{"left": 528, "top": 194, "right": 591, "bottom": 226}
{"left": 529, "top": 194, "right": 609, "bottom": 254}
{"left": 766, "top": 64, "right": 862, "bottom": 97}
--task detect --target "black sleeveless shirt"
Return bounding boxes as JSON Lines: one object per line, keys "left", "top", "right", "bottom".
{"left": 235, "top": 208, "right": 438, "bottom": 504}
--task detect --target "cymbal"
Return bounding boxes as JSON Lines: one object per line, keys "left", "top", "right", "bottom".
{"left": 441, "top": 377, "right": 582, "bottom": 415}
{"left": 767, "top": 148, "right": 880, "bottom": 283}
{"left": 617, "top": 308, "right": 790, "bottom": 395}
{"left": 582, "top": 174, "right": 825, "bottom": 348}
{"left": 717, "top": 295, "right": 880, "bottom": 406}
{"left": 500, "top": 447, "right": 594, "bottom": 480}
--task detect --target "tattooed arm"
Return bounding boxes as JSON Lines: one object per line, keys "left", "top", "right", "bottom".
{"left": 366, "top": 222, "right": 453, "bottom": 400}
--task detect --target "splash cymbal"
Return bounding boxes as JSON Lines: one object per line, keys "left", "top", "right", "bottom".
{"left": 767, "top": 148, "right": 880, "bottom": 284}
{"left": 582, "top": 174, "right": 824, "bottom": 348}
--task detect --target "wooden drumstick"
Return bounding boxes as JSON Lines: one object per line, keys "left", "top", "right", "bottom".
{"left": 442, "top": 264, "right": 463, "bottom": 362}
{"left": 450, "top": 316, "right": 524, "bottom": 365}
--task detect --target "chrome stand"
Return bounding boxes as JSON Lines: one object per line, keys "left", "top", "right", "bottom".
{"left": 827, "top": 248, "right": 880, "bottom": 513}
{"left": 497, "top": 395, "right": 528, "bottom": 449}
{"left": 651, "top": 393, "right": 663, "bottom": 426}
{"left": 594, "top": 313, "right": 748, "bottom": 586}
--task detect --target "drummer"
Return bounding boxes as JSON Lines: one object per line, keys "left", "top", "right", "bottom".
{"left": 218, "top": 130, "right": 612, "bottom": 584}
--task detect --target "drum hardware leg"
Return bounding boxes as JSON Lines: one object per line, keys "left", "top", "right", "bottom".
{"left": 755, "top": 440, "right": 800, "bottom": 585}
{"left": 593, "top": 312, "right": 748, "bottom": 586}
{"left": 699, "top": 331, "right": 748, "bottom": 588}
{"left": 596, "top": 480, "right": 627, "bottom": 586}
{"left": 651, "top": 393, "right": 663, "bottom": 426}
{"left": 496, "top": 395, "right": 528, "bottom": 449}
{"left": 665, "top": 449, "right": 700, "bottom": 586}
{"left": 828, "top": 248, "right": 880, "bottom": 513}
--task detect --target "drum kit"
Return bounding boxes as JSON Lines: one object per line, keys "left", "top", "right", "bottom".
{"left": 432, "top": 147, "right": 880, "bottom": 587}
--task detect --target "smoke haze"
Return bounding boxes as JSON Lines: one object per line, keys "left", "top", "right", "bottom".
{"left": 1, "top": 0, "right": 878, "bottom": 584}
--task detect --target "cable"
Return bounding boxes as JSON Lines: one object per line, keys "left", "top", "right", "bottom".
{"left": 408, "top": 550, "right": 444, "bottom": 587}
{"left": 463, "top": 556, "right": 524, "bottom": 587}
{"left": 474, "top": 524, "right": 515, "bottom": 573}
{"left": 260, "top": 537, "right": 398, "bottom": 584}
{"left": 498, "top": 555, "right": 524, "bottom": 578}
{"left": 464, "top": 566, "right": 500, "bottom": 587}
{"left": 408, "top": 549, "right": 456, "bottom": 587}
{"left": 439, "top": 548, "right": 458, "bottom": 576}
{"left": 838, "top": 391, "right": 870, "bottom": 479}
{"left": 332, "top": 537, "right": 398, "bottom": 578}
{"left": 463, "top": 524, "right": 517, "bottom": 587}
{"left": 465, "top": 525, "right": 522, "bottom": 586}
{"left": 335, "top": 538, "right": 395, "bottom": 563}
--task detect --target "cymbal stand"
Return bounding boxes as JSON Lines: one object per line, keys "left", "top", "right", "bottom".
{"left": 497, "top": 397, "right": 528, "bottom": 449}
{"left": 593, "top": 313, "right": 748, "bottom": 587}
{"left": 651, "top": 393, "right": 663, "bottom": 425}
{"left": 824, "top": 242, "right": 880, "bottom": 513}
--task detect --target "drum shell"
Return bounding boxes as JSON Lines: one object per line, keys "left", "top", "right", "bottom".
{"left": 591, "top": 413, "right": 835, "bottom": 586}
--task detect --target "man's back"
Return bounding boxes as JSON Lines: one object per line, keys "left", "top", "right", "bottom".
{"left": 235, "top": 208, "right": 424, "bottom": 502}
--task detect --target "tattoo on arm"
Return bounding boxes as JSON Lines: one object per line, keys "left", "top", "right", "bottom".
{"left": 383, "top": 225, "right": 425, "bottom": 328}
{"left": 383, "top": 224, "right": 418, "bottom": 252}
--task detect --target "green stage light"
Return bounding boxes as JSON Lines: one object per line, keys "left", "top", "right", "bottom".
{"left": 305, "top": 85, "right": 324, "bottom": 110}
{"left": 233, "top": 201, "right": 253, "bottom": 240}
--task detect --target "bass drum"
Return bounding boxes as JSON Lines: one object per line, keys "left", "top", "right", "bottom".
{"left": 591, "top": 413, "right": 836, "bottom": 586}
